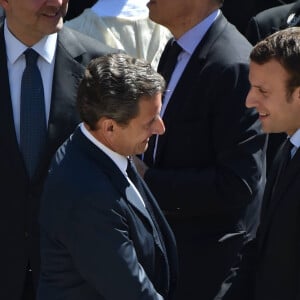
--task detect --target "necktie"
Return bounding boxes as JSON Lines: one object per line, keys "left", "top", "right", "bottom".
{"left": 20, "top": 49, "right": 47, "bottom": 178}
{"left": 158, "top": 41, "right": 182, "bottom": 86}
{"left": 126, "top": 158, "right": 163, "bottom": 240}
{"left": 126, "top": 158, "right": 148, "bottom": 202}
{"left": 126, "top": 157, "right": 169, "bottom": 276}
{"left": 144, "top": 42, "right": 182, "bottom": 166}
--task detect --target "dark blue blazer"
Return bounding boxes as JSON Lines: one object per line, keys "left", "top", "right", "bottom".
{"left": 221, "top": 143, "right": 300, "bottom": 300}
{"left": 144, "top": 12, "right": 266, "bottom": 300}
{"left": 38, "top": 128, "right": 178, "bottom": 300}
{"left": 0, "top": 24, "right": 115, "bottom": 300}
{"left": 246, "top": 0, "right": 300, "bottom": 45}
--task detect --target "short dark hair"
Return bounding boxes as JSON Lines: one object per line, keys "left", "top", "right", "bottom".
{"left": 77, "top": 53, "right": 165, "bottom": 130}
{"left": 250, "top": 27, "right": 300, "bottom": 97}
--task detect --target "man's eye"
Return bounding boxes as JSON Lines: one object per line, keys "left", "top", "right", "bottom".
{"left": 259, "top": 89, "right": 267, "bottom": 95}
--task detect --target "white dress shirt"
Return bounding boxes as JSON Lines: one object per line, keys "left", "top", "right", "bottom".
{"left": 4, "top": 20, "right": 57, "bottom": 144}
{"left": 161, "top": 9, "right": 220, "bottom": 117}
{"left": 289, "top": 128, "right": 300, "bottom": 158}
{"left": 152, "top": 10, "right": 220, "bottom": 160}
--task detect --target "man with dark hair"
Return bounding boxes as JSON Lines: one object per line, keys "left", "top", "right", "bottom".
{"left": 220, "top": 26, "right": 300, "bottom": 300}
{"left": 38, "top": 53, "right": 178, "bottom": 300}
{"left": 0, "top": 0, "right": 116, "bottom": 299}
{"left": 245, "top": 0, "right": 300, "bottom": 176}
{"left": 134, "top": 0, "right": 266, "bottom": 299}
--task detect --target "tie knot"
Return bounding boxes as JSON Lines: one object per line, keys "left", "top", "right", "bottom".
{"left": 284, "top": 138, "right": 293, "bottom": 153}
{"left": 169, "top": 41, "right": 182, "bottom": 59}
{"left": 126, "top": 157, "right": 134, "bottom": 173}
{"left": 24, "top": 48, "right": 39, "bottom": 66}
{"left": 159, "top": 40, "right": 182, "bottom": 86}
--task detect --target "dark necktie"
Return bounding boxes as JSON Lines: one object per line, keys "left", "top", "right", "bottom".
{"left": 126, "top": 157, "right": 149, "bottom": 203}
{"left": 158, "top": 41, "right": 182, "bottom": 86}
{"left": 126, "top": 158, "right": 165, "bottom": 245}
{"left": 126, "top": 158, "right": 169, "bottom": 285}
{"left": 20, "top": 48, "right": 47, "bottom": 178}
{"left": 144, "top": 42, "right": 182, "bottom": 166}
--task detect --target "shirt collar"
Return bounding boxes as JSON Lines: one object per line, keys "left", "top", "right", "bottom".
{"left": 176, "top": 9, "right": 220, "bottom": 56}
{"left": 80, "top": 123, "right": 128, "bottom": 176}
{"left": 290, "top": 128, "right": 300, "bottom": 149}
{"left": 4, "top": 19, "right": 58, "bottom": 65}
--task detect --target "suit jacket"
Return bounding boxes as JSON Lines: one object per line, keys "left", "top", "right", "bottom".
{"left": 37, "top": 127, "right": 178, "bottom": 300}
{"left": 245, "top": 0, "right": 300, "bottom": 45}
{"left": 220, "top": 0, "right": 295, "bottom": 35}
{"left": 0, "top": 25, "right": 115, "bottom": 300}
{"left": 143, "top": 13, "right": 266, "bottom": 300}
{"left": 221, "top": 142, "right": 300, "bottom": 300}
{"left": 221, "top": 0, "right": 256, "bottom": 34}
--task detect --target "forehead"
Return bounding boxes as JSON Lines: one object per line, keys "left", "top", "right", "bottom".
{"left": 249, "top": 59, "right": 289, "bottom": 85}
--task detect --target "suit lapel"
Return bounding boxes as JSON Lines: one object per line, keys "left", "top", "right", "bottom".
{"left": 73, "top": 129, "right": 155, "bottom": 224}
{"left": 37, "top": 28, "right": 84, "bottom": 179}
{"left": 48, "top": 28, "right": 85, "bottom": 147}
{"left": 155, "top": 14, "right": 227, "bottom": 163}
{"left": 258, "top": 148, "right": 300, "bottom": 252}
{"left": 75, "top": 129, "right": 170, "bottom": 256}
{"left": 260, "top": 140, "right": 286, "bottom": 219}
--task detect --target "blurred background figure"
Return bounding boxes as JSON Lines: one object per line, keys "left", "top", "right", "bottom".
{"left": 246, "top": 0, "right": 300, "bottom": 45}
{"left": 65, "top": 0, "right": 172, "bottom": 68}
{"left": 221, "top": 0, "right": 296, "bottom": 34}
{"left": 64, "top": 0, "right": 97, "bottom": 21}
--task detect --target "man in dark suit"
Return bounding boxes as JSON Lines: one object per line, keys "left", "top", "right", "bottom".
{"left": 0, "top": 0, "right": 116, "bottom": 299}
{"left": 220, "top": 26, "right": 300, "bottom": 300}
{"left": 38, "top": 53, "right": 178, "bottom": 300}
{"left": 245, "top": 0, "right": 300, "bottom": 45}
{"left": 221, "top": 0, "right": 295, "bottom": 35}
{"left": 245, "top": 1, "right": 300, "bottom": 176}
{"left": 133, "top": 0, "right": 266, "bottom": 299}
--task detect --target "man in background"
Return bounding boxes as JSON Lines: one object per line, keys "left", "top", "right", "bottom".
{"left": 0, "top": 0, "right": 115, "bottom": 299}
{"left": 134, "top": 0, "right": 266, "bottom": 299}
{"left": 65, "top": 0, "right": 172, "bottom": 69}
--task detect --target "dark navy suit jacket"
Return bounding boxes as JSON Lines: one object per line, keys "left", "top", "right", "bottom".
{"left": 221, "top": 141, "right": 300, "bottom": 300}
{"left": 38, "top": 128, "right": 178, "bottom": 300}
{"left": 144, "top": 12, "right": 266, "bottom": 300}
{"left": 0, "top": 25, "right": 115, "bottom": 299}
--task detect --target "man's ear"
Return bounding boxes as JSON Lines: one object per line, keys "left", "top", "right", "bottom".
{"left": 295, "top": 86, "right": 300, "bottom": 103}
{"left": 102, "top": 118, "right": 115, "bottom": 136}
